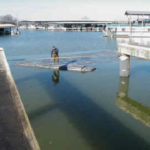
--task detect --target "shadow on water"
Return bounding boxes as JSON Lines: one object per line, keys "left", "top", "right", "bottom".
{"left": 28, "top": 101, "right": 60, "bottom": 120}
{"left": 117, "top": 77, "right": 150, "bottom": 128}
{"left": 16, "top": 71, "right": 150, "bottom": 150}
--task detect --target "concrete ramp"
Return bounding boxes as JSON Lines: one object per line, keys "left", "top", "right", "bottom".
{"left": 0, "top": 48, "right": 40, "bottom": 150}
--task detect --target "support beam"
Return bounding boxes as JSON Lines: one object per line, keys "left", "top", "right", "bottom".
{"left": 119, "top": 54, "right": 130, "bottom": 77}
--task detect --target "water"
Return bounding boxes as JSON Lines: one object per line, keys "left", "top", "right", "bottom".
{"left": 1, "top": 30, "right": 150, "bottom": 150}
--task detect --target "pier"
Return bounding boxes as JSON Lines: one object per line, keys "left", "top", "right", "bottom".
{"left": 118, "top": 42, "right": 150, "bottom": 77}
{"left": 0, "top": 48, "right": 40, "bottom": 150}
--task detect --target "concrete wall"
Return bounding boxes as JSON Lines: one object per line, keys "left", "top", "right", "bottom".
{"left": 0, "top": 48, "right": 40, "bottom": 150}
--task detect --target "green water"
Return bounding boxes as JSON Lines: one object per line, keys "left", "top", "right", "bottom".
{"left": 1, "top": 30, "right": 150, "bottom": 150}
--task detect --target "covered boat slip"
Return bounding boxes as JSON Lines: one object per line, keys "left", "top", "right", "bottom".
{"left": 103, "top": 28, "right": 150, "bottom": 38}
{"left": 0, "top": 24, "right": 15, "bottom": 35}
{"left": 125, "top": 10, "right": 150, "bottom": 25}
{"left": 125, "top": 11, "right": 150, "bottom": 16}
{"left": 103, "top": 10, "right": 150, "bottom": 38}
{"left": 104, "top": 26, "right": 150, "bottom": 38}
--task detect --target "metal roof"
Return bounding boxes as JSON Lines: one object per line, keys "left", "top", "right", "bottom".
{"left": 0, "top": 24, "right": 15, "bottom": 28}
{"left": 20, "top": 20, "right": 112, "bottom": 24}
{"left": 125, "top": 11, "right": 150, "bottom": 16}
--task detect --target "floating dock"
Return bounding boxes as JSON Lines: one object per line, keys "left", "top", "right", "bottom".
{"left": 17, "top": 63, "right": 96, "bottom": 73}
{"left": 0, "top": 48, "right": 40, "bottom": 150}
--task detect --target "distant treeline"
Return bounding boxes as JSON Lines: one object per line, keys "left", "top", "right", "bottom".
{"left": 0, "top": 14, "right": 17, "bottom": 24}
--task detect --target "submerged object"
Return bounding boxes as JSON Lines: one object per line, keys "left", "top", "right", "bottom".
{"left": 17, "top": 63, "right": 96, "bottom": 73}
{"left": 59, "top": 64, "right": 96, "bottom": 72}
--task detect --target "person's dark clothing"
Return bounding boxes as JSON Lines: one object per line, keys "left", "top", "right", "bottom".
{"left": 51, "top": 48, "right": 59, "bottom": 56}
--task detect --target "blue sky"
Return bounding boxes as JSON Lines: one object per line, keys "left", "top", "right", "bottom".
{"left": 0, "top": 0, "right": 150, "bottom": 21}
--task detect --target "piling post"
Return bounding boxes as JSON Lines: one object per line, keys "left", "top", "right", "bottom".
{"left": 119, "top": 54, "right": 130, "bottom": 77}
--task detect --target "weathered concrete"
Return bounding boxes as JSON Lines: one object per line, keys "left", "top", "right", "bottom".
{"left": 118, "top": 43, "right": 150, "bottom": 60}
{"left": 118, "top": 42, "right": 150, "bottom": 76}
{"left": 0, "top": 48, "right": 40, "bottom": 150}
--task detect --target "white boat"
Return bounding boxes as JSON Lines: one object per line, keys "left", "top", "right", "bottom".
{"left": 28, "top": 25, "right": 36, "bottom": 30}
{"left": 47, "top": 26, "right": 55, "bottom": 30}
{"left": 103, "top": 11, "right": 150, "bottom": 38}
{"left": 58, "top": 26, "right": 67, "bottom": 31}
{"left": 36, "top": 26, "right": 45, "bottom": 30}
{"left": 19, "top": 25, "right": 26, "bottom": 29}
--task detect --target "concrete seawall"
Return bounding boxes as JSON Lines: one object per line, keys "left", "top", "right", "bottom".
{"left": 0, "top": 48, "right": 40, "bottom": 150}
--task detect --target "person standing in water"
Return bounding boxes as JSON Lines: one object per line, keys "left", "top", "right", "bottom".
{"left": 51, "top": 46, "right": 59, "bottom": 64}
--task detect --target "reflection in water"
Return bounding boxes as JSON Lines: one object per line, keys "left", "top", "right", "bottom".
{"left": 52, "top": 70, "right": 60, "bottom": 85}
{"left": 27, "top": 72, "right": 150, "bottom": 150}
{"left": 117, "top": 77, "right": 150, "bottom": 127}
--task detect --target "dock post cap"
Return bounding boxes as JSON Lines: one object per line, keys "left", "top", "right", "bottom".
{"left": 0, "top": 48, "right": 4, "bottom": 51}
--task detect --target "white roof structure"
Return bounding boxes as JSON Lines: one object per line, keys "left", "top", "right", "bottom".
{"left": 125, "top": 11, "right": 150, "bottom": 16}
{"left": 20, "top": 20, "right": 113, "bottom": 24}
{"left": 0, "top": 24, "right": 15, "bottom": 28}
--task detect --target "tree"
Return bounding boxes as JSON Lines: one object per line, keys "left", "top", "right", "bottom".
{"left": 0, "top": 14, "right": 17, "bottom": 24}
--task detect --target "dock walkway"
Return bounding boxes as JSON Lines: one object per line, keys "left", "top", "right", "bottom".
{"left": 118, "top": 43, "right": 150, "bottom": 60}
{"left": 0, "top": 48, "right": 40, "bottom": 150}
{"left": 118, "top": 42, "right": 150, "bottom": 77}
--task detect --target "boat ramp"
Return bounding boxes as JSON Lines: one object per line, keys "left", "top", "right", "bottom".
{"left": 0, "top": 48, "right": 40, "bottom": 150}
